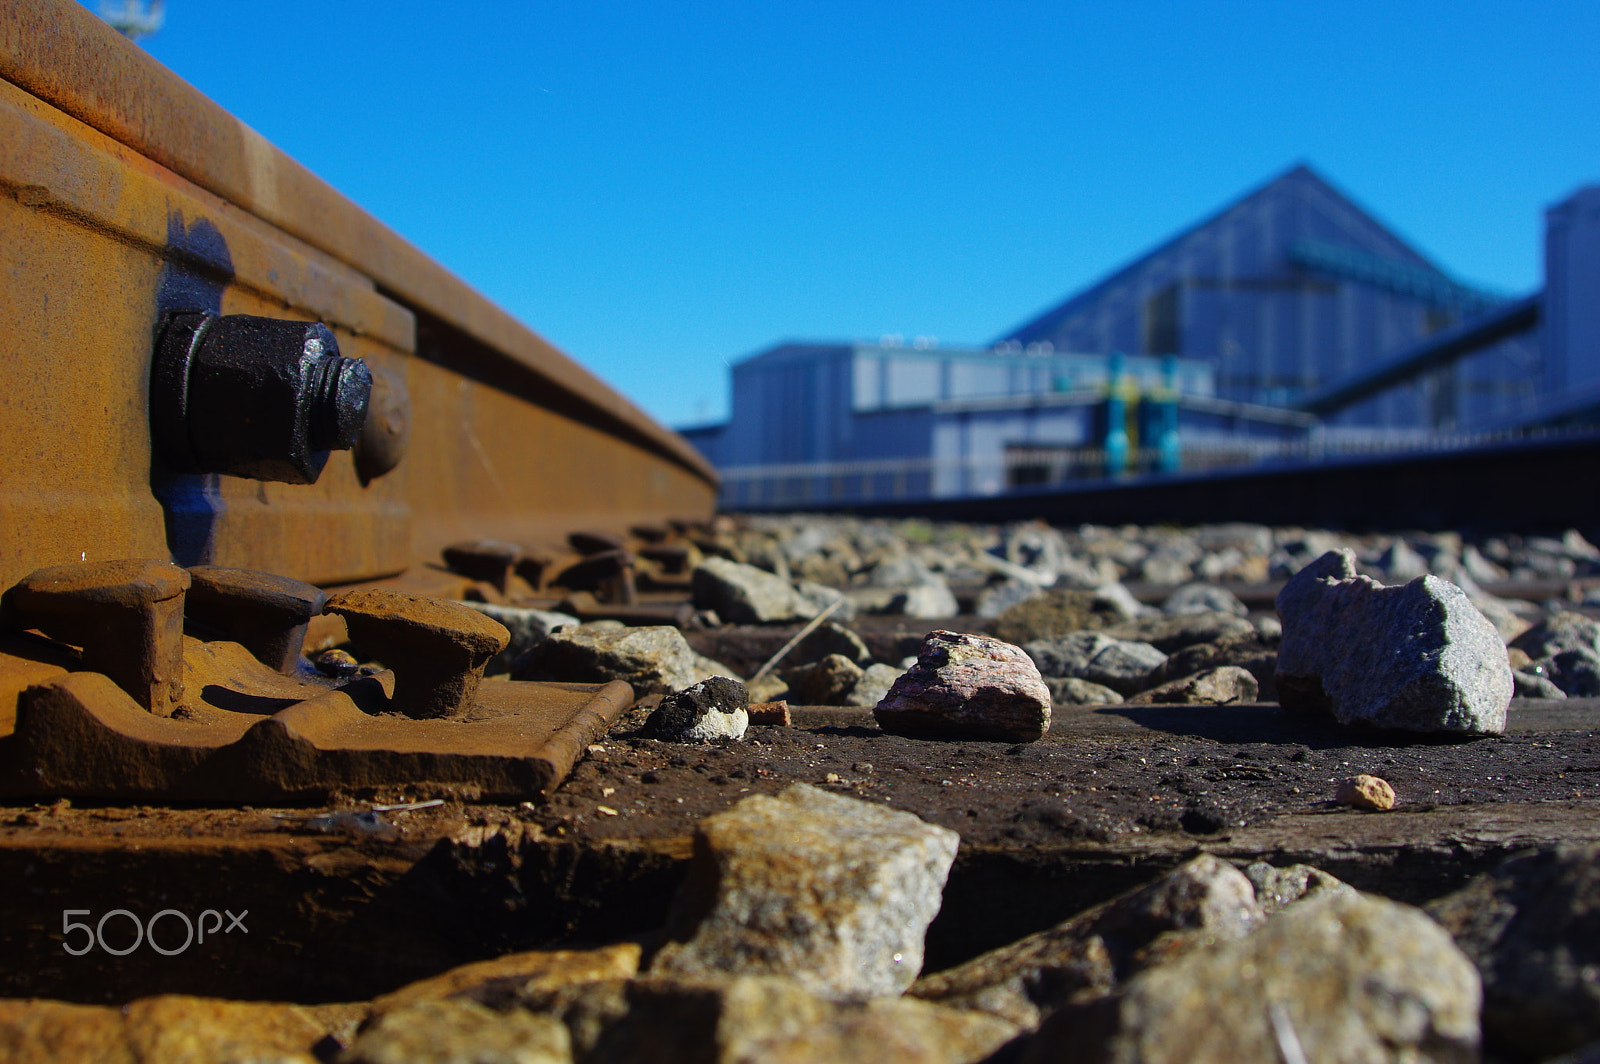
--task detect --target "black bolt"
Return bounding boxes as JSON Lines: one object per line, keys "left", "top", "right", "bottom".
{"left": 151, "top": 311, "right": 373, "bottom": 484}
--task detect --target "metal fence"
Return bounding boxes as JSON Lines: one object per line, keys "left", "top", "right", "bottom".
{"left": 715, "top": 426, "right": 1580, "bottom": 510}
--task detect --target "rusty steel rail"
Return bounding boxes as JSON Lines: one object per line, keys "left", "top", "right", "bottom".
{"left": 0, "top": 1, "right": 721, "bottom": 806}
{"left": 0, "top": 0, "right": 716, "bottom": 593}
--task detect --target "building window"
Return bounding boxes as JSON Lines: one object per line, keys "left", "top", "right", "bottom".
{"left": 1144, "top": 285, "right": 1180, "bottom": 354}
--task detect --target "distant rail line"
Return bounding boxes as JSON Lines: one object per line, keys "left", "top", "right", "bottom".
{"left": 727, "top": 429, "right": 1600, "bottom": 536}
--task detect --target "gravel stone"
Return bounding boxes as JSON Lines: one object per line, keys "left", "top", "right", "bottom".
{"left": 793, "top": 622, "right": 871, "bottom": 666}
{"left": 1541, "top": 646, "right": 1600, "bottom": 697}
{"left": 1513, "top": 669, "right": 1568, "bottom": 699}
{"left": 1375, "top": 538, "right": 1432, "bottom": 582}
{"left": 1126, "top": 665, "right": 1259, "bottom": 705}
{"left": 891, "top": 579, "right": 961, "bottom": 619}
{"left": 1510, "top": 611, "right": 1600, "bottom": 660}
{"left": 121, "top": 996, "right": 332, "bottom": 1064}
{"left": 846, "top": 663, "right": 902, "bottom": 709}
{"left": 1241, "top": 862, "right": 1355, "bottom": 915}
{"left": 1334, "top": 774, "right": 1397, "bottom": 810}
{"left": 910, "top": 853, "right": 1263, "bottom": 1031}
{"left": 875, "top": 630, "right": 1053, "bottom": 743}
{"left": 692, "top": 556, "right": 808, "bottom": 625}
{"left": 1102, "top": 611, "right": 1257, "bottom": 653}
{"left": 1045, "top": 675, "right": 1124, "bottom": 705}
{"left": 1428, "top": 844, "right": 1600, "bottom": 1061}
{"left": 1146, "top": 633, "right": 1278, "bottom": 700}
{"left": 642, "top": 676, "right": 750, "bottom": 742}
{"left": 1161, "top": 583, "right": 1249, "bottom": 617}
{"left": 989, "top": 588, "right": 1121, "bottom": 644}
{"left": 1025, "top": 890, "right": 1481, "bottom": 1064}
{"left": 1275, "top": 549, "right": 1512, "bottom": 735}
{"left": 974, "top": 579, "right": 1044, "bottom": 619}
{"left": 342, "top": 998, "right": 571, "bottom": 1064}
{"left": 650, "top": 784, "right": 960, "bottom": 1001}
{"left": 513, "top": 622, "right": 704, "bottom": 694}
{"left": 1024, "top": 632, "right": 1167, "bottom": 696}
{"left": 499, "top": 975, "right": 1017, "bottom": 1064}
{"left": 794, "top": 580, "right": 853, "bottom": 623}
{"left": 789, "top": 654, "right": 865, "bottom": 706}
{"left": 459, "top": 602, "right": 579, "bottom": 675}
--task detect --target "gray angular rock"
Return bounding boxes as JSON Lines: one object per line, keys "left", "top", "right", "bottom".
{"left": 493, "top": 975, "right": 1017, "bottom": 1064}
{"left": 842, "top": 587, "right": 904, "bottom": 616}
{"left": 649, "top": 784, "right": 960, "bottom": 1001}
{"left": 1513, "top": 668, "right": 1568, "bottom": 699}
{"left": 1467, "top": 587, "right": 1535, "bottom": 643}
{"left": 342, "top": 998, "right": 570, "bottom": 1063}
{"left": 974, "top": 578, "right": 1044, "bottom": 619}
{"left": 692, "top": 556, "right": 808, "bottom": 625}
{"left": 891, "top": 578, "right": 961, "bottom": 619}
{"left": 1161, "top": 583, "right": 1249, "bottom": 617}
{"left": 1375, "top": 537, "right": 1432, "bottom": 582}
{"left": 1045, "top": 675, "right": 1124, "bottom": 705}
{"left": 1541, "top": 647, "right": 1600, "bottom": 696}
{"left": 866, "top": 553, "right": 937, "bottom": 588}
{"left": 1462, "top": 543, "right": 1510, "bottom": 584}
{"left": 1275, "top": 549, "right": 1512, "bottom": 735}
{"left": 989, "top": 588, "right": 1123, "bottom": 644}
{"left": 459, "top": 602, "right": 579, "bottom": 676}
{"left": 1103, "top": 610, "right": 1256, "bottom": 653}
{"left": 789, "top": 654, "right": 865, "bottom": 706}
{"left": 794, "top": 622, "right": 872, "bottom": 666}
{"left": 1024, "top": 632, "right": 1167, "bottom": 696}
{"left": 1241, "top": 861, "right": 1355, "bottom": 914}
{"left": 1146, "top": 632, "right": 1278, "bottom": 700}
{"left": 1195, "top": 522, "right": 1274, "bottom": 557}
{"left": 744, "top": 672, "right": 789, "bottom": 704}
{"left": 911, "top": 854, "right": 1263, "bottom": 1030}
{"left": 642, "top": 676, "right": 750, "bottom": 742}
{"left": 1138, "top": 552, "right": 1194, "bottom": 586}
{"left": 875, "top": 630, "right": 1052, "bottom": 743}
{"left": 1025, "top": 890, "right": 1481, "bottom": 1064}
{"left": 1126, "top": 665, "right": 1259, "bottom": 705}
{"left": 846, "top": 663, "right": 902, "bottom": 709}
{"left": 1512, "top": 610, "right": 1600, "bottom": 660}
{"left": 513, "top": 622, "right": 702, "bottom": 694}
{"left": 1092, "top": 581, "right": 1158, "bottom": 620}
{"left": 1428, "top": 844, "right": 1600, "bottom": 1061}
{"left": 794, "top": 580, "right": 854, "bottom": 623}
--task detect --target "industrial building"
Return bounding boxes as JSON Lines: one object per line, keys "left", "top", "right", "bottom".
{"left": 683, "top": 165, "right": 1597, "bottom": 507}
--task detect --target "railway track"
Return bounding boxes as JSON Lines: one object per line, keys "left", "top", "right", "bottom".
{"left": 2, "top": 7, "right": 1598, "bottom": 1059}
{"left": 795, "top": 428, "right": 1600, "bottom": 537}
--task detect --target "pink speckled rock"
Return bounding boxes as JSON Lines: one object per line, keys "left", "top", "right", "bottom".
{"left": 874, "top": 630, "right": 1052, "bottom": 743}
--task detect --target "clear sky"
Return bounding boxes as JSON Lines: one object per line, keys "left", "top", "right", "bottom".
{"left": 110, "top": 1, "right": 1599, "bottom": 430}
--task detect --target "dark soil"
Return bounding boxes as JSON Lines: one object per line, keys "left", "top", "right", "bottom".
{"left": 3, "top": 692, "right": 1596, "bottom": 1005}
{"left": 533, "top": 700, "right": 1600, "bottom": 849}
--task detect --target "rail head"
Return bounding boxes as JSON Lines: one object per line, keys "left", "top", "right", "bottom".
{"left": 0, "top": 0, "right": 716, "bottom": 487}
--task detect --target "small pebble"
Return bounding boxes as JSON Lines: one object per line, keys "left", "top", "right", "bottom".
{"left": 1335, "top": 774, "right": 1396, "bottom": 811}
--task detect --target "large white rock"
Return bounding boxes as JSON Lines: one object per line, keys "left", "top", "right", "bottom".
{"left": 1275, "top": 549, "right": 1512, "bottom": 735}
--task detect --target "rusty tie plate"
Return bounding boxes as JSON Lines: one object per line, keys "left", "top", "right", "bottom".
{"left": 0, "top": 560, "right": 632, "bottom": 802}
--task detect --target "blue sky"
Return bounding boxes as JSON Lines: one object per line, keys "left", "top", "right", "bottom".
{"left": 114, "top": 1, "right": 1599, "bottom": 429}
